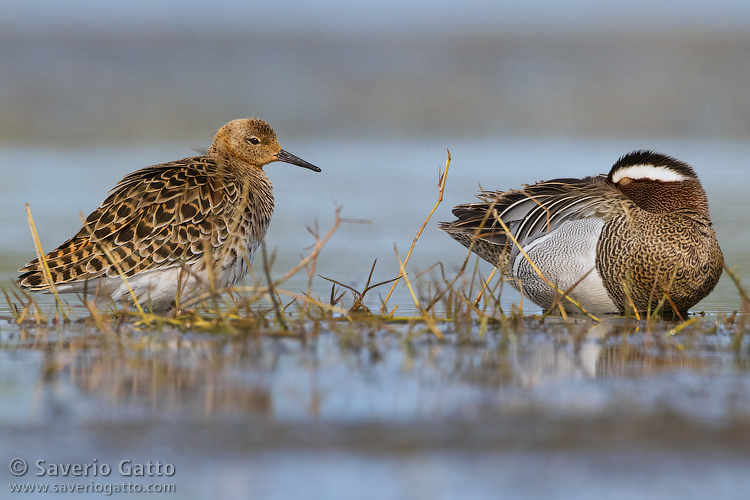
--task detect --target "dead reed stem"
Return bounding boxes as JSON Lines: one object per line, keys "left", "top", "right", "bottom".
{"left": 275, "top": 206, "right": 342, "bottom": 288}
{"left": 394, "top": 245, "right": 443, "bottom": 339}
{"left": 25, "top": 204, "right": 66, "bottom": 319}
{"left": 381, "top": 151, "right": 451, "bottom": 314}
{"left": 489, "top": 207, "right": 600, "bottom": 322}
{"left": 262, "top": 241, "right": 288, "bottom": 330}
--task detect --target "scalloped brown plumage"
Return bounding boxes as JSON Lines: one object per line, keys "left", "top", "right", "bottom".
{"left": 18, "top": 118, "right": 321, "bottom": 311}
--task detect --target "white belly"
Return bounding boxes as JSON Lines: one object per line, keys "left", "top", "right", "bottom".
{"left": 55, "top": 247, "right": 253, "bottom": 311}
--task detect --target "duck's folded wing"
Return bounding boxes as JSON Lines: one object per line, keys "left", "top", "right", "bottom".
{"left": 439, "top": 175, "right": 622, "bottom": 260}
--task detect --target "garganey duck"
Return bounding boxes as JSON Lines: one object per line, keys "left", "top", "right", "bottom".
{"left": 439, "top": 150, "right": 723, "bottom": 317}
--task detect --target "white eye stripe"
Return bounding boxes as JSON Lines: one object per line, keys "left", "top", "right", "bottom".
{"left": 611, "top": 164, "right": 690, "bottom": 183}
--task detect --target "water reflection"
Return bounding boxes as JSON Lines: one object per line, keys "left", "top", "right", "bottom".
{"left": 4, "top": 319, "right": 747, "bottom": 426}
{"left": 3, "top": 319, "right": 750, "bottom": 500}
{"left": 596, "top": 343, "right": 708, "bottom": 378}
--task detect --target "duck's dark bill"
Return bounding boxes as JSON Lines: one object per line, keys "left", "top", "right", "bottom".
{"left": 277, "top": 149, "right": 321, "bottom": 172}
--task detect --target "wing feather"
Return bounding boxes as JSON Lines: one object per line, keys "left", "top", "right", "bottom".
{"left": 18, "top": 156, "right": 245, "bottom": 289}
{"left": 439, "top": 175, "right": 628, "bottom": 267}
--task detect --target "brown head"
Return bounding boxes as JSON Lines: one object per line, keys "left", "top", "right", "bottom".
{"left": 208, "top": 118, "right": 321, "bottom": 172}
{"left": 607, "top": 150, "right": 710, "bottom": 218}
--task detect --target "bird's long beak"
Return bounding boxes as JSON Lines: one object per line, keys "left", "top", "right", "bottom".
{"left": 276, "top": 149, "right": 321, "bottom": 172}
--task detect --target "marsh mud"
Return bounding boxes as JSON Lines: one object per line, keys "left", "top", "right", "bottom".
{"left": 3, "top": 140, "right": 750, "bottom": 499}
{"left": 1, "top": 318, "right": 749, "bottom": 499}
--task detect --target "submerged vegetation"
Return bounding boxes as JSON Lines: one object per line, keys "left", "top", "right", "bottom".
{"left": 1, "top": 152, "right": 749, "bottom": 353}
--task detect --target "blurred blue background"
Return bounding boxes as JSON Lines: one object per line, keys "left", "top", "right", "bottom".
{"left": 3, "top": 0, "right": 750, "bottom": 144}
{"left": 2, "top": 0, "right": 750, "bottom": 312}
{"left": 4, "top": 4, "right": 750, "bottom": 500}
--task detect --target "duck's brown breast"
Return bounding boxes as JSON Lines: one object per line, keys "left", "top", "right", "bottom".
{"left": 596, "top": 209, "right": 723, "bottom": 316}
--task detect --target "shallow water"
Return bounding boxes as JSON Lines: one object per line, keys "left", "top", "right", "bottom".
{"left": 2, "top": 137, "right": 750, "bottom": 499}
{"left": 1, "top": 319, "right": 750, "bottom": 499}
{"left": 2, "top": 136, "right": 749, "bottom": 314}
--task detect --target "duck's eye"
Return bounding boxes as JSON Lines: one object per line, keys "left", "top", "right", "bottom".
{"left": 618, "top": 177, "right": 633, "bottom": 186}
{"left": 246, "top": 137, "right": 261, "bottom": 145}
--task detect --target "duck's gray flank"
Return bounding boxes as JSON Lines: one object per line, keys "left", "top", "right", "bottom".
{"left": 439, "top": 150, "right": 723, "bottom": 317}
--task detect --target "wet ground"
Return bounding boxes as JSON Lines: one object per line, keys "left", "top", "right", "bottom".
{"left": 5, "top": 15, "right": 750, "bottom": 498}
{"left": 2, "top": 137, "right": 750, "bottom": 498}
{"left": 1, "top": 317, "right": 749, "bottom": 499}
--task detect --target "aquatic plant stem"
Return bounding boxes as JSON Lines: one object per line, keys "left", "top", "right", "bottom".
{"left": 77, "top": 212, "right": 146, "bottom": 316}
{"left": 381, "top": 151, "right": 451, "bottom": 315}
{"left": 262, "top": 241, "right": 288, "bottom": 330}
{"left": 723, "top": 264, "right": 750, "bottom": 304}
{"left": 490, "top": 207, "right": 600, "bottom": 322}
{"left": 275, "top": 206, "right": 342, "bottom": 289}
{"left": 473, "top": 267, "right": 497, "bottom": 307}
{"left": 394, "top": 245, "right": 443, "bottom": 339}
{"left": 25, "top": 204, "right": 67, "bottom": 320}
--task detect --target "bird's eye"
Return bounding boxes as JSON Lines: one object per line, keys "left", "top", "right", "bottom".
{"left": 247, "top": 137, "right": 261, "bottom": 145}
{"left": 618, "top": 177, "right": 633, "bottom": 186}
